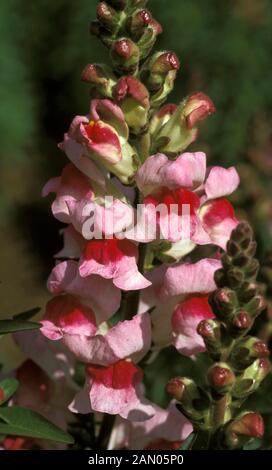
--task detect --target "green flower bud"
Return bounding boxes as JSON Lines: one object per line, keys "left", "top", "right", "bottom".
{"left": 166, "top": 377, "right": 209, "bottom": 422}
{"left": 141, "top": 51, "right": 180, "bottom": 107}
{"left": 81, "top": 63, "right": 117, "bottom": 97}
{"left": 224, "top": 412, "right": 264, "bottom": 449}
{"left": 207, "top": 363, "right": 235, "bottom": 394}
{"left": 226, "top": 268, "right": 244, "bottom": 289}
{"left": 230, "top": 311, "right": 253, "bottom": 337}
{"left": 231, "top": 337, "right": 270, "bottom": 370}
{"left": 197, "top": 319, "right": 224, "bottom": 359}
{"left": 97, "top": 2, "right": 120, "bottom": 33}
{"left": 90, "top": 20, "right": 114, "bottom": 48}
{"left": 113, "top": 75, "right": 150, "bottom": 134}
{"left": 210, "top": 288, "right": 238, "bottom": 319}
{"left": 111, "top": 38, "right": 140, "bottom": 74}
{"left": 151, "top": 93, "right": 215, "bottom": 155}
{"left": 233, "top": 358, "right": 271, "bottom": 398}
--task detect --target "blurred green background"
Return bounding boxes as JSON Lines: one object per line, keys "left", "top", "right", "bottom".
{"left": 1, "top": 0, "right": 272, "bottom": 317}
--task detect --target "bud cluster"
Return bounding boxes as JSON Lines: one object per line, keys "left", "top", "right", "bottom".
{"left": 167, "top": 222, "right": 271, "bottom": 449}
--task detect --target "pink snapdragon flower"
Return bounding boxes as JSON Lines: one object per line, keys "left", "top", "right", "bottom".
{"left": 108, "top": 403, "right": 193, "bottom": 450}
{"left": 47, "top": 260, "right": 121, "bottom": 323}
{"left": 79, "top": 237, "right": 151, "bottom": 291}
{"left": 60, "top": 99, "right": 138, "bottom": 184}
{"left": 67, "top": 314, "right": 154, "bottom": 421}
{"left": 135, "top": 152, "right": 239, "bottom": 249}
{"left": 139, "top": 258, "right": 221, "bottom": 355}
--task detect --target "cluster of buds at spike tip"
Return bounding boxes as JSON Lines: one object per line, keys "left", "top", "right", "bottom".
{"left": 210, "top": 222, "right": 266, "bottom": 338}
{"left": 90, "top": 1, "right": 162, "bottom": 74}
{"left": 166, "top": 377, "right": 210, "bottom": 427}
{"left": 223, "top": 412, "right": 264, "bottom": 449}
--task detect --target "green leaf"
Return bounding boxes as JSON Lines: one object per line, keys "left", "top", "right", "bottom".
{"left": 0, "top": 407, "right": 74, "bottom": 444}
{"left": 0, "top": 319, "right": 41, "bottom": 335}
{"left": 0, "top": 378, "right": 19, "bottom": 405}
{"left": 180, "top": 432, "right": 195, "bottom": 450}
{"left": 13, "top": 307, "right": 40, "bottom": 321}
{"left": 243, "top": 438, "right": 262, "bottom": 450}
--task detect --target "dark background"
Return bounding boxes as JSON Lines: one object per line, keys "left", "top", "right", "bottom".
{"left": 1, "top": 0, "right": 272, "bottom": 319}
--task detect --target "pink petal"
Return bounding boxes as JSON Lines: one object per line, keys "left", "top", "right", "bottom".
{"left": 54, "top": 226, "right": 84, "bottom": 259}
{"left": 40, "top": 295, "right": 97, "bottom": 341}
{"left": 87, "top": 361, "right": 142, "bottom": 416}
{"left": 128, "top": 403, "right": 193, "bottom": 450}
{"left": 200, "top": 199, "right": 239, "bottom": 249}
{"left": 205, "top": 166, "right": 240, "bottom": 200}
{"left": 47, "top": 261, "right": 121, "bottom": 323}
{"left": 60, "top": 134, "right": 107, "bottom": 186}
{"left": 172, "top": 296, "right": 214, "bottom": 356}
{"left": 90, "top": 99, "right": 128, "bottom": 140}
{"left": 66, "top": 313, "right": 151, "bottom": 365}
{"left": 79, "top": 239, "right": 151, "bottom": 291}
{"left": 161, "top": 258, "right": 222, "bottom": 298}
{"left": 136, "top": 152, "right": 206, "bottom": 196}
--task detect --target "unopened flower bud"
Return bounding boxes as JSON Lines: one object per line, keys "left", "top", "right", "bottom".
{"left": 136, "top": 20, "right": 162, "bottom": 59}
{"left": 233, "top": 358, "right": 271, "bottom": 398}
{"left": 166, "top": 377, "right": 186, "bottom": 401}
{"left": 113, "top": 76, "right": 150, "bottom": 134}
{"left": 224, "top": 412, "right": 264, "bottom": 449}
{"left": 238, "top": 282, "right": 259, "bottom": 303}
{"left": 246, "top": 294, "right": 266, "bottom": 317}
{"left": 231, "top": 337, "right": 270, "bottom": 369}
{"left": 210, "top": 288, "right": 238, "bottom": 319}
{"left": 81, "top": 63, "right": 117, "bottom": 97}
{"left": 151, "top": 92, "right": 215, "bottom": 154}
{"left": 231, "top": 222, "right": 253, "bottom": 245}
{"left": 226, "top": 267, "right": 244, "bottom": 288}
{"left": 90, "top": 20, "right": 114, "bottom": 48}
{"left": 150, "top": 103, "right": 177, "bottom": 136}
{"left": 97, "top": 2, "right": 120, "bottom": 33}
{"left": 111, "top": 38, "right": 140, "bottom": 74}
{"left": 141, "top": 51, "right": 180, "bottom": 107}
{"left": 166, "top": 377, "right": 208, "bottom": 422}
{"left": 214, "top": 268, "right": 227, "bottom": 287}
{"left": 128, "top": 9, "right": 161, "bottom": 42}
{"left": 227, "top": 239, "right": 240, "bottom": 257}
{"left": 231, "top": 311, "right": 253, "bottom": 335}
{"left": 197, "top": 319, "right": 223, "bottom": 359}
{"left": 207, "top": 363, "right": 235, "bottom": 394}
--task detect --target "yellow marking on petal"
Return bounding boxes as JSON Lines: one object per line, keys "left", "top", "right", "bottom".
{"left": 89, "top": 120, "right": 96, "bottom": 127}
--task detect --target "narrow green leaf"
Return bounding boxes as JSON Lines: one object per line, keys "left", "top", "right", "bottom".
{"left": 0, "top": 319, "right": 41, "bottom": 335}
{"left": 243, "top": 438, "right": 262, "bottom": 450}
{"left": 180, "top": 432, "right": 195, "bottom": 450}
{"left": 0, "top": 379, "right": 19, "bottom": 405}
{"left": 0, "top": 407, "right": 74, "bottom": 444}
{"left": 13, "top": 307, "right": 40, "bottom": 321}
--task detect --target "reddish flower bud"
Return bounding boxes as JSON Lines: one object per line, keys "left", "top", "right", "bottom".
{"left": 111, "top": 38, "right": 140, "bottom": 74}
{"left": 0, "top": 387, "right": 5, "bottom": 404}
{"left": 184, "top": 92, "right": 216, "bottom": 130}
{"left": 232, "top": 311, "right": 253, "bottom": 331}
{"left": 81, "top": 63, "right": 116, "bottom": 97}
{"left": 207, "top": 363, "right": 235, "bottom": 393}
{"left": 97, "top": 2, "right": 119, "bottom": 33}
{"left": 113, "top": 76, "right": 150, "bottom": 133}
{"left": 166, "top": 377, "right": 186, "bottom": 401}
{"left": 224, "top": 412, "right": 264, "bottom": 449}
